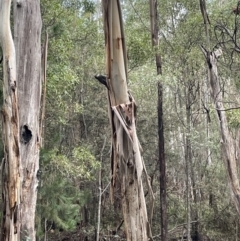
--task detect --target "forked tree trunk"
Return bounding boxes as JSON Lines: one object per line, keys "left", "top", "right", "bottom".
{"left": 201, "top": 46, "right": 240, "bottom": 214}
{"left": 0, "top": 0, "right": 21, "bottom": 240}
{"left": 102, "top": 0, "right": 152, "bottom": 240}
{"left": 14, "top": 1, "right": 42, "bottom": 240}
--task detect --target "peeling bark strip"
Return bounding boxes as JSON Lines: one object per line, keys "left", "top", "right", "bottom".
{"left": 102, "top": 0, "right": 153, "bottom": 240}
{"left": 14, "top": 0, "right": 42, "bottom": 240}
{"left": 40, "top": 32, "right": 48, "bottom": 148}
{"left": 201, "top": 46, "right": 240, "bottom": 214}
{"left": 0, "top": 0, "right": 21, "bottom": 240}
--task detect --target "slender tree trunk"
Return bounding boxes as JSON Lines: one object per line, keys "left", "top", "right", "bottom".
{"left": 190, "top": 154, "right": 198, "bottom": 241}
{"left": 96, "top": 164, "right": 102, "bottom": 241}
{"left": 102, "top": 1, "right": 152, "bottom": 240}
{"left": 0, "top": 0, "right": 21, "bottom": 240}
{"left": 150, "top": 1, "right": 167, "bottom": 240}
{"left": 185, "top": 87, "right": 192, "bottom": 241}
{"left": 150, "top": 0, "right": 162, "bottom": 75}
{"left": 199, "top": 0, "right": 214, "bottom": 218}
{"left": 201, "top": 46, "right": 240, "bottom": 214}
{"left": 96, "top": 137, "right": 106, "bottom": 241}
{"left": 14, "top": 1, "right": 42, "bottom": 240}
{"left": 158, "top": 82, "right": 167, "bottom": 241}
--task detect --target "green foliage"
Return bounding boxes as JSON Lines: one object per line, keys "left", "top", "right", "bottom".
{"left": 36, "top": 146, "right": 98, "bottom": 238}
{"left": 227, "top": 109, "right": 240, "bottom": 128}
{"left": 37, "top": 177, "right": 81, "bottom": 232}
{"left": 16, "top": 0, "right": 240, "bottom": 240}
{"left": 40, "top": 146, "right": 99, "bottom": 179}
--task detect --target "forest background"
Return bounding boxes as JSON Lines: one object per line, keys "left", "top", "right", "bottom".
{"left": 1, "top": 0, "right": 240, "bottom": 240}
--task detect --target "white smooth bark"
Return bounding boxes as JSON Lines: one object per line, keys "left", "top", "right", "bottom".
{"left": 102, "top": 0, "right": 152, "bottom": 240}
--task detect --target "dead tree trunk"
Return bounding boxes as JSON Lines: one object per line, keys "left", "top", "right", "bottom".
{"left": 14, "top": 1, "right": 42, "bottom": 240}
{"left": 201, "top": 46, "right": 240, "bottom": 214}
{"left": 102, "top": 0, "right": 153, "bottom": 240}
{"left": 0, "top": 0, "right": 21, "bottom": 240}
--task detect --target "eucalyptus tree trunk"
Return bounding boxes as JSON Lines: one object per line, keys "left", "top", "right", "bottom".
{"left": 199, "top": 0, "right": 212, "bottom": 167}
{"left": 149, "top": 1, "right": 167, "bottom": 240}
{"left": 185, "top": 87, "right": 192, "bottom": 241}
{"left": 102, "top": 0, "right": 152, "bottom": 240}
{"left": 201, "top": 46, "right": 240, "bottom": 214}
{"left": 0, "top": 0, "right": 21, "bottom": 240}
{"left": 96, "top": 137, "right": 106, "bottom": 241}
{"left": 14, "top": 1, "right": 42, "bottom": 240}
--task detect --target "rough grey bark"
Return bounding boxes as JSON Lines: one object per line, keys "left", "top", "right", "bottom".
{"left": 14, "top": 1, "right": 42, "bottom": 240}
{"left": 0, "top": 0, "right": 21, "bottom": 240}
{"left": 149, "top": 1, "right": 167, "bottom": 240}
